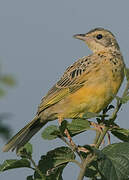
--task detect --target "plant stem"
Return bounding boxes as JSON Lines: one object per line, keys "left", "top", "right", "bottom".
{"left": 93, "top": 131, "right": 101, "bottom": 145}
{"left": 70, "top": 160, "right": 83, "bottom": 169}
{"left": 77, "top": 154, "right": 95, "bottom": 180}
{"left": 59, "top": 135, "right": 84, "bottom": 161}
{"left": 95, "top": 126, "right": 110, "bottom": 148}
{"left": 123, "top": 79, "right": 129, "bottom": 97}
{"left": 96, "top": 100, "right": 120, "bottom": 148}
{"left": 29, "top": 156, "right": 45, "bottom": 179}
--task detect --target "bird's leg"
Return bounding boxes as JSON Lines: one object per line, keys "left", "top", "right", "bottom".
{"left": 58, "top": 116, "right": 75, "bottom": 148}
{"left": 90, "top": 122, "right": 105, "bottom": 145}
{"left": 90, "top": 122, "right": 111, "bottom": 146}
{"left": 107, "top": 131, "right": 111, "bottom": 145}
{"left": 91, "top": 122, "right": 103, "bottom": 133}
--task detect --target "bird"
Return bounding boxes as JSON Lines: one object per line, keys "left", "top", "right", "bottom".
{"left": 3, "top": 28, "right": 125, "bottom": 152}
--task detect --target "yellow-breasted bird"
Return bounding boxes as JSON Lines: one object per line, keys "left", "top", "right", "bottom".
{"left": 3, "top": 28, "right": 125, "bottom": 152}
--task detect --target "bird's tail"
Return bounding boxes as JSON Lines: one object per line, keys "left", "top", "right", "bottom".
{"left": 2, "top": 115, "right": 48, "bottom": 152}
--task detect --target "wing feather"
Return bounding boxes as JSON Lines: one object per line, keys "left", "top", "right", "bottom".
{"left": 37, "top": 55, "right": 96, "bottom": 114}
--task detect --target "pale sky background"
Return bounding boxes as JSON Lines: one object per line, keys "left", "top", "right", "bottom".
{"left": 0, "top": 0, "right": 129, "bottom": 180}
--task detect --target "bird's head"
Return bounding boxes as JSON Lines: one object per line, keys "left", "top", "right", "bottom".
{"left": 73, "top": 28, "right": 120, "bottom": 52}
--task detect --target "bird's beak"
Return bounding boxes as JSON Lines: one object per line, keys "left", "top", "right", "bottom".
{"left": 73, "top": 34, "right": 87, "bottom": 41}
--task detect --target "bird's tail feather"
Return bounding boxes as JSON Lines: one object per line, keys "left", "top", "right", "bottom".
{"left": 2, "top": 116, "right": 47, "bottom": 152}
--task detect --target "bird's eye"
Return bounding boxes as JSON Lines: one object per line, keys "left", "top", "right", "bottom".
{"left": 96, "top": 34, "right": 103, "bottom": 40}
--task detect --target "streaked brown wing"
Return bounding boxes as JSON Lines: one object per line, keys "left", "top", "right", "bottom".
{"left": 37, "top": 55, "right": 93, "bottom": 114}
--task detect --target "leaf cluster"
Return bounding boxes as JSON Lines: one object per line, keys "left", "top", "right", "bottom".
{"left": 1, "top": 118, "right": 129, "bottom": 180}
{"left": 0, "top": 67, "right": 15, "bottom": 97}
{"left": 0, "top": 64, "right": 16, "bottom": 139}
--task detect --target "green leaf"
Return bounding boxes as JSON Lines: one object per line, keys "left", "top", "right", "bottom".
{"left": 27, "top": 176, "right": 34, "bottom": 180}
{"left": 0, "top": 75, "right": 15, "bottom": 86}
{"left": 24, "top": 143, "right": 33, "bottom": 155}
{"left": 0, "top": 113, "right": 12, "bottom": 139}
{"left": 42, "top": 119, "right": 91, "bottom": 141}
{"left": 111, "top": 128, "right": 129, "bottom": 142}
{"left": 40, "top": 146, "right": 75, "bottom": 168}
{"left": 59, "top": 120, "right": 67, "bottom": 134}
{"left": 0, "top": 159, "right": 31, "bottom": 172}
{"left": 35, "top": 165, "right": 64, "bottom": 180}
{"left": 0, "top": 124, "right": 11, "bottom": 139}
{"left": 17, "top": 143, "right": 33, "bottom": 158}
{"left": 85, "top": 168, "right": 98, "bottom": 178}
{"left": 34, "top": 147, "right": 75, "bottom": 180}
{"left": 107, "top": 104, "right": 115, "bottom": 111}
{"left": 124, "top": 67, "right": 129, "bottom": 81}
{"left": 42, "top": 125, "right": 60, "bottom": 140}
{"left": 0, "top": 88, "right": 6, "bottom": 97}
{"left": 83, "top": 112, "right": 100, "bottom": 119}
{"left": 85, "top": 161, "right": 98, "bottom": 178}
{"left": 67, "top": 118, "right": 91, "bottom": 137}
{"left": 120, "top": 95, "right": 129, "bottom": 104}
{"left": 97, "top": 142, "right": 129, "bottom": 180}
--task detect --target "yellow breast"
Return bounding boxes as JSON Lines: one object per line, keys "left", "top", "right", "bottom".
{"left": 55, "top": 63, "right": 124, "bottom": 118}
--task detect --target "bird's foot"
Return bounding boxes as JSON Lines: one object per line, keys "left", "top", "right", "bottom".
{"left": 90, "top": 122, "right": 111, "bottom": 146}
{"left": 58, "top": 116, "right": 76, "bottom": 149}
